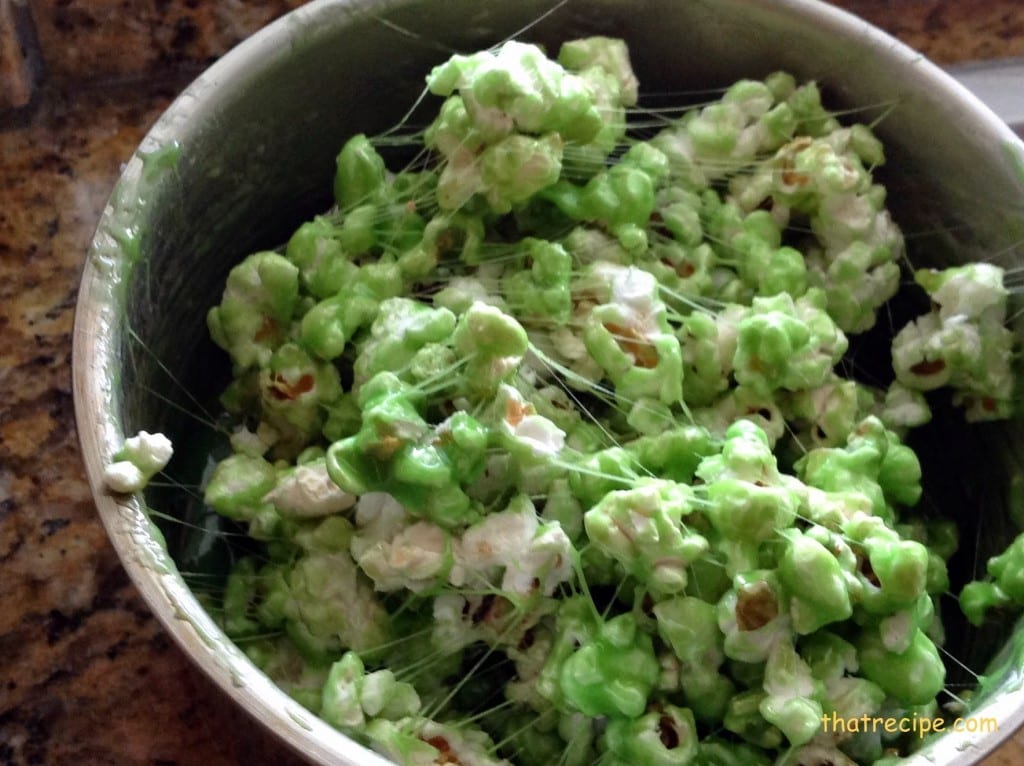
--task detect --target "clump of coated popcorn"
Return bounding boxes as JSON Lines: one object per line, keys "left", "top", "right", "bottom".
{"left": 103, "top": 430, "right": 173, "bottom": 493}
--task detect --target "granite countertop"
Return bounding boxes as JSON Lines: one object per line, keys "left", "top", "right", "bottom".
{"left": 1, "top": 1, "right": 1023, "bottom": 763}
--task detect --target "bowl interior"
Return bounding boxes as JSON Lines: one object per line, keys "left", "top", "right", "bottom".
{"left": 75, "top": 0, "right": 1024, "bottom": 763}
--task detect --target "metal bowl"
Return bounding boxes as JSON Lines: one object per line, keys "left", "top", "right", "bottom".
{"left": 73, "top": 0, "right": 1024, "bottom": 763}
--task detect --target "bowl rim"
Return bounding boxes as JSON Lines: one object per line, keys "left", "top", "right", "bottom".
{"left": 72, "top": 0, "right": 1024, "bottom": 764}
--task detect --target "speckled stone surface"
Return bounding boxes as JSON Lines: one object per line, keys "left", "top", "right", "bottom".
{"left": 1, "top": 1, "right": 1023, "bottom": 764}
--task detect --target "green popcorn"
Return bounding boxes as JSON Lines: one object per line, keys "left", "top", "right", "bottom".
{"left": 584, "top": 479, "right": 708, "bottom": 596}
{"left": 355, "top": 260, "right": 404, "bottom": 302}
{"left": 452, "top": 299, "right": 528, "bottom": 358}
{"left": 425, "top": 89, "right": 482, "bottom": 152}
{"left": 810, "top": 182, "right": 903, "bottom": 265}
{"left": 802, "top": 524, "right": 862, "bottom": 594}
{"left": 776, "top": 744, "right": 860, "bottom": 766}
{"left": 478, "top": 132, "right": 565, "bottom": 214}
{"left": 802, "top": 632, "right": 886, "bottom": 727}
{"left": 320, "top": 651, "right": 421, "bottom": 732}
{"left": 749, "top": 244, "right": 808, "bottom": 298}
{"left": 801, "top": 630, "right": 857, "bottom": 685}
{"left": 917, "top": 262, "right": 1009, "bottom": 324}
{"left": 625, "top": 397, "right": 674, "bottom": 436}
{"left": 285, "top": 216, "right": 359, "bottom": 299}
{"left": 782, "top": 375, "right": 870, "bottom": 448}
{"left": 425, "top": 39, "right": 627, "bottom": 213}
{"left": 452, "top": 301, "right": 529, "bottom": 397}
{"left": 799, "top": 484, "right": 873, "bottom": 531}
{"left": 718, "top": 571, "right": 791, "bottom": 664}
{"left": 282, "top": 549, "right": 390, "bottom": 660}
{"left": 653, "top": 596, "right": 734, "bottom": 721}
{"left": 243, "top": 635, "right": 331, "bottom": 712}
{"left": 491, "top": 384, "right": 568, "bottom": 468}
{"left": 355, "top": 518, "right": 452, "bottom": 594}
{"left": 327, "top": 374, "right": 485, "bottom": 528}
{"left": 262, "top": 457, "right": 355, "bottom": 519}
{"left": 221, "top": 557, "right": 263, "bottom": 638}
{"left": 677, "top": 306, "right": 744, "bottom": 407}
{"left": 334, "top": 133, "right": 387, "bottom": 210}
{"left": 427, "top": 40, "right": 604, "bottom": 143}
{"left": 696, "top": 420, "right": 799, "bottom": 544}
{"left": 204, "top": 452, "right": 277, "bottom": 522}
{"left": 704, "top": 469, "right": 798, "bottom": 540}
{"left": 368, "top": 718, "right": 511, "bottom": 766}
{"left": 326, "top": 372, "right": 428, "bottom": 488}
{"left": 207, "top": 250, "right": 299, "bottom": 370}
{"left": 876, "top": 594, "right": 935, "bottom": 654}
{"left": 568, "top": 446, "right": 642, "bottom": 509}
{"left": 535, "top": 596, "right": 602, "bottom": 708}
{"left": 405, "top": 343, "right": 457, "bottom": 385}
{"left": 722, "top": 77, "right": 784, "bottom": 132}
{"left": 694, "top": 738, "right": 772, "bottom": 766}
{"left": 563, "top": 713, "right": 604, "bottom": 766}
{"left": 797, "top": 416, "right": 921, "bottom": 520}
{"left": 563, "top": 224, "right": 631, "bottom": 265}
{"left": 628, "top": 423, "right": 717, "bottom": 483}
{"left": 487, "top": 710, "right": 568, "bottom": 765}
{"left": 399, "top": 212, "right": 485, "bottom": 280}
{"left": 450, "top": 494, "right": 574, "bottom": 596}
{"left": 807, "top": 240, "right": 901, "bottom": 333}
{"left": 988, "top": 533, "right": 1024, "bottom": 601}
{"left": 542, "top": 477, "right": 585, "bottom": 541}
{"left": 644, "top": 241, "right": 717, "bottom": 306}
{"left": 353, "top": 297, "right": 457, "bottom": 385}
{"left": 321, "top": 391, "right": 363, "bottom": 443}
{"left": 524, "top": 383, "right": 585, "bottom": 435}
{"left": 777, "top": 528, "right": 853, "bottom": 634}
{"left": 502, "top": 237, "right": 573, "bottom": 323}
{"left": 585, "top": 319, "right": 685, "bottom": 405}
{"left": 544, "top": 142, "right": 667, "bottom": 250}
{"left": 557, "top": 36, "right": 639, "bottom": 108}
{"left": 433, "top": 275, "right": 506, "bottom": 315}
{"left": 259, "top": 342, "right": 344, "bottom": 450}
{"left": 960, "top": 580, "right": 1011, "bottom": 627}
{"left": 559, "top": 63, "right": 631, "bottom": 173}
{"left": 847, "top": 122, "right": 886, "bottom": 166}
{"left": 601, "top": 704, "right": 699, "bottom": 766}
{"left": 764, "top": 70, "right": 797, "bottom": 102}
{"left": 842, "top": 513, "right": 930, "bottom": 614}
{"left": 650, "top": 185, "right": 704, "bottom": 248}
{"left": 292, "top": 514, "right": 355, "bottom": 555}
{"left": 732, "top": 290, "right": 848, "bottom": 395}
{"left": 770, "top": 132, "right": 871, "bottom": 214}
{"left": 560, "top": 612, "right": 660, "bottom": 718}
{"left": 857, "top": 625, "right": 945, "bottom": 706}
{"left": 876, "top": 440, "right": 923, "bottom": 509}
{"left": 336, "top": 202, "right": 378, "bottom": 254}
{"left": 878, "top": 381, "right": 932, "bottom": 431}
{"left": 893, "top": 263, "right": 1014, "bottom": 421}
{"left": 300, "top": 261, "right": 403, "bottom": 361}
{"left": 581, "top": 262, "right": 684, "bottom": 405}
{"left": 759, "top": 637, "right": 824, "bottom": 746}
{"left": 960, "top": 532, "right": 1024, "bottom": 625}
{"left": 721, "top": 209, "right": 807, "bottom": 298}
{"left": 723, "top": 690, "right": 783, "bottom": 750}
{"left": 694, "top": 385, "right": 787, "bottom": 450}
{"left": 299, "top": 290, "right": 375, "bottom": 361}
{"left": 653, "top": 75, "right": 794, "bottom": 190}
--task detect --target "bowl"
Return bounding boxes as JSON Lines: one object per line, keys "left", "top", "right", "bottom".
{"left": 72, "top": 0, "right": 1024, "bottom": 763}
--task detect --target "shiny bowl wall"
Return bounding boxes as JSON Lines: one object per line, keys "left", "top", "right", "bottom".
{"left": 73, "top": 0, "right": 1024, "bottom": 763}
